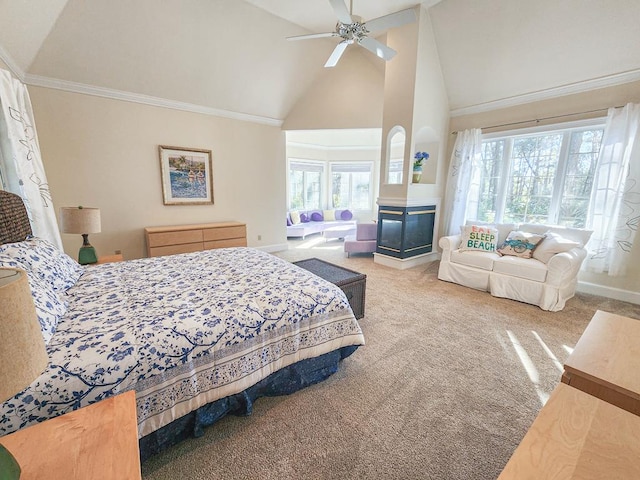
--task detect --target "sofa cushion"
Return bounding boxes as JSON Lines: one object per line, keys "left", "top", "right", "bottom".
{"left": 497, "top": 230, "right": 545, "bottom": 259}
{"left": 450, "top": 249, "right": 500, "bottom": 271}
{"left": 459, "top": 224, "right": 499, "bottom": 253}
{"left": 300, "top": 213, "right": 310, "bottom": 223}
{"left": 323, "top": 209, "right": 336, "bottom": 221}
{"left": 311, "top": 211, "right": 323, "bottom": 222}
{"left": 290, "top": 211, "right": 301, "bottom": 224}
{"left": 493, "top": 256, "right": 548, "bottom": 282}
{"left": 532, "top": 231, "right": 580, "bottom": 263}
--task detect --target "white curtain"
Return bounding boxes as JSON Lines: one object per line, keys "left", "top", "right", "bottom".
{"left": 0, "top": 69, "right": 62, "bottom": 248}
{"left": 584, "top": 103, "right": 640, "bottom": 276}
{"left": 443, "top": 128, "right": 483, "bottom": 236}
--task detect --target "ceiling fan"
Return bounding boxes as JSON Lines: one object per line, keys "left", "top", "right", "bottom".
{"left": 286, "top": 0, "right": 417, "bottom": 68}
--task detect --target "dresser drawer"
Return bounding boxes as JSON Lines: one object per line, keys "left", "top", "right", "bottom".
{"left": 204, "top": 238, "right": 247, "bottom": 250}
{"left": 147, "top": 229, "right": 203, "bottom": 248}
{"left": 203, "top": 225, "right": 246, "bottom": 242}
{"left": 149, "top": 242, "right": 204, "bottom": 257}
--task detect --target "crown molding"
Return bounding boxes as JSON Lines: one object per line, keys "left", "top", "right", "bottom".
{"left": 0, "top": 46, "right": 25, "bottom": 81}
{"left": 450, "top": 69, "right": 640, "bottom": 117}
{"left": 23, "top": 74, "right": 283, "bottom": 127}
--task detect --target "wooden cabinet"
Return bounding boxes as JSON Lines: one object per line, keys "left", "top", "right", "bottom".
{"left": 145, "top": 222, "right": 247, "bottom": 257}
{"left": 498, "top": 383, "right": 640, "bottom": 479}
{"left": 0, "top": 391, "right": 141, "bottom": 480}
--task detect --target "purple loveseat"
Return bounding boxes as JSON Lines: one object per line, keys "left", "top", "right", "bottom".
{"left": 344, "top": 223, "right": 377, "bottom": 256}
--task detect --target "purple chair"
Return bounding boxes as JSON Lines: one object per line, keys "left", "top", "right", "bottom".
{"left": 344, "top": 223, "right": 377, "bottom": 257}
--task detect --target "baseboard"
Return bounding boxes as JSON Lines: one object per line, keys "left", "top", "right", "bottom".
{"left": 373, "top": 251, "right": 441, "bottom": 270}
{"left": 577, "top": 281, "right": 640, "bottom": 305}
{"left": 255, "top": 243, "right": 289, "bottom": 253}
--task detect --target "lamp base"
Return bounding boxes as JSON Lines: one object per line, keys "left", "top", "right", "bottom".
{"left": 78, "top": 246, "right": 98, "bottom": 265}
{"left": 0, "top": 444, "right": 21, "bottom": 480}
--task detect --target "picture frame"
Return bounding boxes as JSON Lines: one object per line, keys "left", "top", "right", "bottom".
{"left": 159, "top": 145, "right": 213, "bottom": 205}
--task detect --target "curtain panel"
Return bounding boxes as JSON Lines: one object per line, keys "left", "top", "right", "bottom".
{"left": 0, "top": 69, "right": 62, "bottom": 249}
{"left": 443, "top": 128, "right": 483, "bottom": 236}
{"left": 585, "top": 103, "right": 640, "bottom": 276}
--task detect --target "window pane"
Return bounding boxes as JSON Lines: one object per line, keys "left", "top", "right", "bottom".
{"left": 558, "top": 129, "right": 603, "bottom": 227}
{"left": 478, "top": 140, "right": 505, "bottom": 222}
{"left": 504, "top": 134, "right": 562, "bottom": 224}
{"left": 305, "top": 171, "right": 321, "bottom": 209}
{"left": 331, "top": 163, "right": 372, "bottom": 209}
{"left": 289, "top": 170, "right": 303, "bottom": 210}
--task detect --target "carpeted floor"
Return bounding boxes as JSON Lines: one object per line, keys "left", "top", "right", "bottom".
{"left": 141, "top": 240, "right": 640, "bottom": 479}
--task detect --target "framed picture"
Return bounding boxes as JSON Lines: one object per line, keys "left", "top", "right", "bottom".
{"left": 159, "top": 145, "right": 213, "bottom": 205}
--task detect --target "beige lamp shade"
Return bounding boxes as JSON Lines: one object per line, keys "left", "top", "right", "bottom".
{"left": 59, "top": 207, "right": 101, "bottom": 234}
{"left": 0, "top": 268, "right": 48, "bottom": 402}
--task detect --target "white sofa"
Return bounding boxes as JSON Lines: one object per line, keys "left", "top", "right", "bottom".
{"left": 438, "top": 222, "right": 593, "bottom": 311}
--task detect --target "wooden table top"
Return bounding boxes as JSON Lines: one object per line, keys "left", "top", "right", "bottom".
{"left": 564, "top": 310, "right": 640, "bottom": 401}
{"left": 0, "top": 391, "right": 141, "bottom": 480}
{"left": 498, "top": 383, "right": 640, "bottom": 479}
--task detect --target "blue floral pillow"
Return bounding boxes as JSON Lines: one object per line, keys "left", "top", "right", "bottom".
{"left": 0, "top": 237, "right": 84, "bottom": 293}
{"left": 0, "top": 260, "right": 65, "bottom": 345}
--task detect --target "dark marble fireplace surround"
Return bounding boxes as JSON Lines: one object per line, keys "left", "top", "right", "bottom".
{"left": 376, "top": 205, "right": 436, "bottom": 259}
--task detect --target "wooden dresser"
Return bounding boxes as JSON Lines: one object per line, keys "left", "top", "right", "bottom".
{"left": 145, "top": 222, "right": 247, "bottom": 257}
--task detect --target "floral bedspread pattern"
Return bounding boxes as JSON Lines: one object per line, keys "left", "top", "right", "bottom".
{"left": 0, "top": 248, "right": 364, "bottom": 437}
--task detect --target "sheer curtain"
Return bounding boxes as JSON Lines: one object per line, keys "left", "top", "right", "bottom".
{"left": 443, "top": 128, "right": 483, "bottom": 236}
{"left": 584, "top": 103, "right": 640, "bottom": 276}
{"left": 0, "top": 69, "right": 62, "bottom": 248}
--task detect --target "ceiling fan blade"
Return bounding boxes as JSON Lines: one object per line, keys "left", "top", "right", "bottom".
{"left": 364, "top": 8, "right": 417, "bottom": 34}
{"left": 358, "top": 37, "right": 397, "bottom": 61}
{"left": 325, "top": 41, "right": 350, "bottom": 68}
{"left": 328, "top": 0, "right": 353, "bottom": 25}
{"left": 287, "top": 32, "right": 337, "bottom": 41}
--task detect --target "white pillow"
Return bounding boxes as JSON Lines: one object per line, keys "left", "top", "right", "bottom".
{"left": 459, "top": 225, "right": 499, "bottom": 253}
{"left": 323, "top": 209, "right": 336, "bottom": 221}
{"left": 290, "top": 211, "right": 301, "bottom": 225}
{"left": 497, "top": 230, "right": 545, "bottom": 259}
{"left": 532, "top": 231, "right": 581, "bottom": 263}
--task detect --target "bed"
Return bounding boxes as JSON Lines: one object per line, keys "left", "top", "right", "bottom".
{"left": 0, "top": 191, "right": 365, "bottom": 459}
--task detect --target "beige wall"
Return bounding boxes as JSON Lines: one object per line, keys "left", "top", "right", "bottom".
{"left": 447, "top": 81, "right": 640, "bottom": 297}
{"left": 30, "top": 86, "right": 287, "bottom": 260}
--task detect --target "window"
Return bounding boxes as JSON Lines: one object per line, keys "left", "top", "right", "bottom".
{"left": 472, "top": 123, "right": 604, "bottom": 228}
{"left": 288, "top": 160, "right": 323, "bottom": 210}
{"left": 331, "top": 162, "right": 373, "bottom": 210}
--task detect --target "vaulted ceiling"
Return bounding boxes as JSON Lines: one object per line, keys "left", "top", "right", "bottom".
{"left": 1, "top": 0, "right": 639, "bottom": 123}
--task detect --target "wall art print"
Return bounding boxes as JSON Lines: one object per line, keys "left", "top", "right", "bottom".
{"left": 159, "top": 145, "right": 213, "bottom": 205}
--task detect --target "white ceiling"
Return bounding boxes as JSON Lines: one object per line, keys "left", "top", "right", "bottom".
{"left": 0, "top": 0, "right": 639, "bottom": 122}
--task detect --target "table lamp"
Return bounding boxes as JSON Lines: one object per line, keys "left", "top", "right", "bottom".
{"left": 0, "top": 268, "right": 48, "bottom": 480}
{"left": 60, "top": 206, "right": 101, "bottom": 265}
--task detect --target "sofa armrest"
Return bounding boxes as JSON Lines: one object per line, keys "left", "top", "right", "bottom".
{"left": 546, "top": 247, "right": 587, "bottom": 286}
{"left": 439, "top": 234, "right": 461, "bottom": 251}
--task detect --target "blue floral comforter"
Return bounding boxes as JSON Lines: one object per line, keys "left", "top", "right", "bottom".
{"left": 0, "top": 248, "right": 364, "bottom": 437}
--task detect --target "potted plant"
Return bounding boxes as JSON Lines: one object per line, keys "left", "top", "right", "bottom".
{"left": 412, "top": 151, "right": 429, "bottom": 183}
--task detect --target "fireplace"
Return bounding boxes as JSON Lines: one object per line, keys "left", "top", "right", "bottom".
{"left": 376, "top": 205, "right": 436, "bottom": 259}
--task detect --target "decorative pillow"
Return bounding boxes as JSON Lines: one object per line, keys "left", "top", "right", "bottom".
{"left": 459, "top": 225, "right": 499, "bottom": 253}
{"left": 310, "top": 211, "right": 323, "bottom": 222}
{"left": 0, "top": 237, "right": 84, "bottom": 293}
{"left": 300, "top": 213, "right": 310, "bottom": 223}
{"left": 323, "top": 210, "right": 336, "bottom": 221}
{"left": 286, "top": 215, "right": 292, "bottom": 226}
{"left": 532, "top": 231, "right": 580, "bottom": 263}
{"left": 497, "top": 231, "right": 545, "bottom": 258}
{"left": 341, "top": 209, "right": 353, "bottom": 221}
{"left": 290, "top": 211, "right": 301, "bottom": 225}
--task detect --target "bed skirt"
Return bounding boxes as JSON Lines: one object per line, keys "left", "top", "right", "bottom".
{"left": 139, "top": 345, "right": 359, "bottom": 461}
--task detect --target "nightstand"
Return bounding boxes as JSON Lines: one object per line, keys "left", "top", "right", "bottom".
{"left": 0, "top": 391, "right": 141, "bottom": 479}
{"left": 97, "top": 253, "right": 124, "bottom": 264}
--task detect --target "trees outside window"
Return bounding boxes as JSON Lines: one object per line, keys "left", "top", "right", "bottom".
{"left": 473, "top": 124, "right": 604, "bottom": 228}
